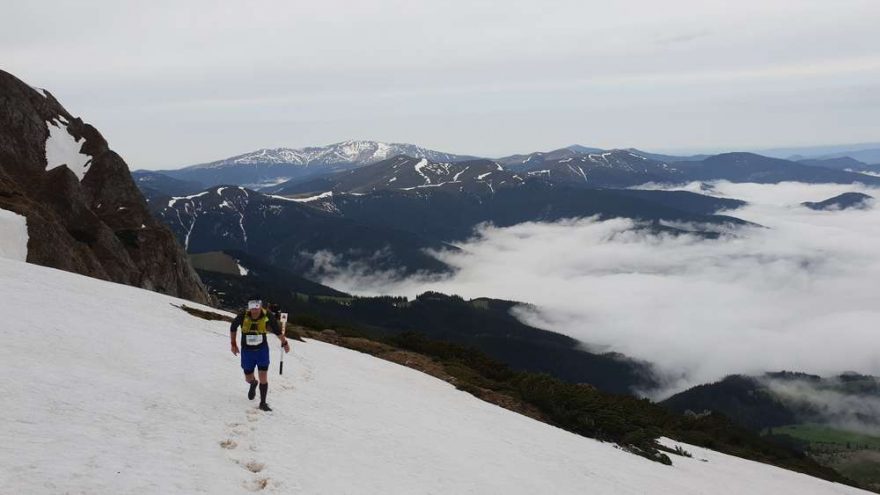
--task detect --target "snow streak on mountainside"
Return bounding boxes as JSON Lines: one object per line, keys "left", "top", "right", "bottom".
{"left": 0, "top": 258, "right": 867, "bottom": 494}
{"left": 270, "top": 156, "right": 520, "bottom": 196}
{"left": 164, "top": 187, "right": 253, "bottom": 251}
{"left": 153, "top": 185, "right": 451, "bottom": 275}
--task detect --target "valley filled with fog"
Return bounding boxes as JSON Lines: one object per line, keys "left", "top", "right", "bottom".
{"left": 317, "top": 181, "right": 880, "bottom": 397}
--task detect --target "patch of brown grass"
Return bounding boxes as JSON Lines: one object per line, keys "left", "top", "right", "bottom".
{"left": 174, "top": 303, "right": 233, "bottom": 322}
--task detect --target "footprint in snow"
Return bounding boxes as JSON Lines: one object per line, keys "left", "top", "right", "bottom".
{"left": 243, "top": 477, "right": 270, "bottom": 492}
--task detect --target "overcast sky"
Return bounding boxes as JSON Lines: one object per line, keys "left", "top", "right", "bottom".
{"left": 4, "top": 0, "right": 879, "bottom": 169}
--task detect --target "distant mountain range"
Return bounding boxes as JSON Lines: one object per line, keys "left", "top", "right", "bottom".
{"left": 152, "top": 140, "right": 478, "bottom": 190}
{"left": 147, "top": 185, "right": 452, "bottom": 276}
{"left": 757, "top": 142, "right": 880, "bottom": 164}
{"left": 264, "top": 150, "right": 703, "bottom": 198}
{"left": 673, "top": 153, "right": 880, "bottom": 185}
{"left": 496, "top": 146, "right": 705, "bottom": 171}
{"left": 809, "top": 148, "right": 880, "bottom": 165}
{"left": 133, "top": 141, "right": 880, "bottom": 277}
{"left": 499, "top": 149, "right": 684, "bottom": 186}
{"left": 796, "top": 157, "right": 880, "bottom": 175}
{"left": 141, "top": 142, "right": 880, "bottom": 197}
{"left": 267, "top": 151, "right": 880, "bottom": 198}
{"left": 142, "top": 181, "right": 748, "bottom": 275}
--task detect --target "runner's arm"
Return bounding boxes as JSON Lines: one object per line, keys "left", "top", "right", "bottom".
{"left": 229, "top": 314, "right": 243, "bottom": 355}
{"left": 269, "top": 315, "right": 289, "bottom": 350}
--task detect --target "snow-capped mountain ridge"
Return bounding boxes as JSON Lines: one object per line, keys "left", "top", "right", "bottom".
{"left": 191, "top": 140, "right": 477, "bottom": 169}
{"left": 156, "top": 141, "right": 479, "bottom": 191}
{"left": 269, "top": 150, "right": 677, "bottom": 197}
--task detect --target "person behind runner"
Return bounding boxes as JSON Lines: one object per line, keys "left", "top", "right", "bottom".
{"left": 230, "top": 298, "right": 289, "bottom": 411}
{"left": 267, "top": 302, "right": 281, "bottom": 322}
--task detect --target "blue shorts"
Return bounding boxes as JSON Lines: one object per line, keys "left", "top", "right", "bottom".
{"left": 241, "top": 345, "right": 270, "bottom": 373}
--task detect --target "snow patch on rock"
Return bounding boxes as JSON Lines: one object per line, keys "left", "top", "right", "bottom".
{"left": 45, "top": 121, "right": 92, "bottom": 181}
{"left": 269, "top": 191, "right": 333, "bottom": 203}
{"left": 0, "top": 208, "right": 28, "bottom": 261}
{"left": 168, "top": 191, "right": 210, "bottom": 208}
{"left": 414, "top": 158, "right": 431, "bottom": 184}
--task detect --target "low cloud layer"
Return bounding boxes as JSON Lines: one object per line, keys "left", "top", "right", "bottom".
{"left": 762, "top": 376, "right": 880, "bottom": 436}
{"left": 318, "top": 182, "right": 880, "bottom": 397}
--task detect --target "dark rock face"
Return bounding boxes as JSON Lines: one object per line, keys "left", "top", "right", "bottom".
{"left": 0, "top": 70, "right": 210, "bottom": 304}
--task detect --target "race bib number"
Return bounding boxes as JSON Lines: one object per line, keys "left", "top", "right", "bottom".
{"left": 245, "top": 334, "right": 264, "bottom": 346}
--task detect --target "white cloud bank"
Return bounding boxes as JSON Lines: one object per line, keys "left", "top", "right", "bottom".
{"left": 763, "top": 376, "right": 880, "bottom": 436}
{"left": 318, "top": 182, "right": 880, "bottom": 397}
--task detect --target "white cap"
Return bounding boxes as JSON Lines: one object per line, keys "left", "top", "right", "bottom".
{"left": 247, "top": 300, "right": 262, "bottom": 310}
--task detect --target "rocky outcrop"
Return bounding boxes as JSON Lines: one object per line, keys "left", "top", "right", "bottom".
{"left": 0, "top": 70, "right": 210, "bottom": 304}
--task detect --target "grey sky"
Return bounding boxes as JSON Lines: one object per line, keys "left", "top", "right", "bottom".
{"left": 4, "top": 0, "right": 879, "bottom": 169}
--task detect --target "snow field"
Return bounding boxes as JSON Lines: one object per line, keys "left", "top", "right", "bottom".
{"left": 0, "top": 258, "right": 868, "bottom": 494}
{"left": 0, "top": 208, "right": 28, "bottom": 261}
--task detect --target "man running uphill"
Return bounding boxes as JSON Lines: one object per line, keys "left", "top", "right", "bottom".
{"left": 230, "top": 299, "right": 290, "bottom": 411}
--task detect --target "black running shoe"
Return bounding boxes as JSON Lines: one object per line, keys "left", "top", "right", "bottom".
{"left": 248, "top": 381, "right": 258, "bottom": 401}
{"left": 258, "top": 402, "right": 272, "bottom": 412}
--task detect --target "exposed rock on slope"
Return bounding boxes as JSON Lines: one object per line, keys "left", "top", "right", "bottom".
{"left": 0, "top": 70, "right": 210, "bottom": 303}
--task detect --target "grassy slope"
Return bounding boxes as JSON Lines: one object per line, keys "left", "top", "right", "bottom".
{"left": 772, "top": 425, "right": 880, "bottom": 450}
{"left": 769, "top": 425, "right": 880, "bottom": 491}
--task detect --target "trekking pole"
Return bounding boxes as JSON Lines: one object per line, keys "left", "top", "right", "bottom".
{"left": 279, "top": 312, "right": 288, "bottom": 375}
